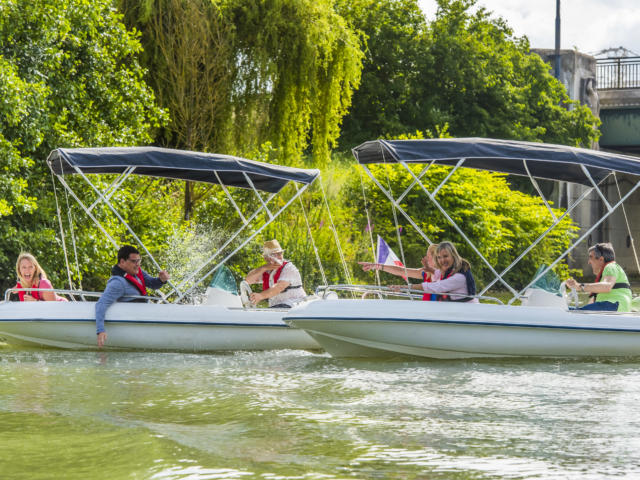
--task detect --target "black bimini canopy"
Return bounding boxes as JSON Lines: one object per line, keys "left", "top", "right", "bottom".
{"left": 48, "top": 147, "right": 319, "bottom": 193}
{"left": 352, "top": 138, "right": 640, "bottom": 185}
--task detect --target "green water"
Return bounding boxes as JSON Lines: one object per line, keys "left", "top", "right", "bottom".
{"left": 1, "top": 346, "right": 639, "bottom": 479}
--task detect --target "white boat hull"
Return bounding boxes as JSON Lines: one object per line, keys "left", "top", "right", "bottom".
{"left": 285, "top": 299, "right": 640, "bottom": 359}
{"left": 0, "top": 301, "right": 319, "bottom": 351}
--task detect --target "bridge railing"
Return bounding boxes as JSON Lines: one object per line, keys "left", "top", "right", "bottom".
{"left": 597, "top": 57, "right": 640, "bottom": 90}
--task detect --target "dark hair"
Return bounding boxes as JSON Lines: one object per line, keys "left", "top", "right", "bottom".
{"left": 117, "top": 245, "right": 139, "bottom": 262}
{"left": 589, "top": 242, "right": 615, "bottom": 263}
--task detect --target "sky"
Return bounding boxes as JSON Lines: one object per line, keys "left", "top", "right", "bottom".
{"left": 418, "top": 0, "right": 640, "bottom": 56}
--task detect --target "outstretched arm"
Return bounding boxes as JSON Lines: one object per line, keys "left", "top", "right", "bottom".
{"left": 142, "top": 269, "right": 169, "bottom": 290}
{"left": 358, "top": 262, "right": 424, "bottom": 279}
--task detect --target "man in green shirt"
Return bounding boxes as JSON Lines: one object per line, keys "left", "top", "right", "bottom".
{"left": 566, "top": 242, "right": 632, "bottom": 312}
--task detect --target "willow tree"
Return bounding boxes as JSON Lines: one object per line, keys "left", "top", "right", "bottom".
{"left": 118, "top": 0, "right": 362, "bottom": 218}
{"left": 118, "top": 0, "right": 363, "bottom": 162}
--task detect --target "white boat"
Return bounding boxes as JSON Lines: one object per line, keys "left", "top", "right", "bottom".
{"left": 287, "top": 298, "right": 640, "bottom": 359}
{"left": 285, "top": 138, "right": 640, "bottom": 359}
{"left": 0, "top": 147, "right": 322, "bottom": 351}
{"left": 0, "top": 300, "right": 318, "bottom": 351}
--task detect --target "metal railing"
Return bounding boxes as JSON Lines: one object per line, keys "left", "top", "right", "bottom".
{"left": 315, "top": 284, "right": 504, "bottom": 304}
{"left": 4, "top": 287, "right": 165, "bottom": 303}
{"left": 597, "top": 57, "right": 640, "bottom": 89}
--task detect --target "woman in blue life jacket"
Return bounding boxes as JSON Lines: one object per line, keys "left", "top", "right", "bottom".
{"left": 359, "top": 243, "right": 440, "bottom": 301}
{"left": 390, "top": 241, "right": 478, "bottom": 303}
{"left": 244, "top": 239, "right": 306, "bottom": 308}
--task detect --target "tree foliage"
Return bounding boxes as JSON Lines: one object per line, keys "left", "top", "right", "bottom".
{"left": 118, "top": 0, "right": 364, "bottom": 164}
{"left": 0, "top": 0, "right": 166, "bottom": 291}
{"left": 339, "top": 0, "right": 600, "bottom": 149}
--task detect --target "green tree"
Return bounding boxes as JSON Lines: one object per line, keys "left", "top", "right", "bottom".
{"left": 339, "top": 0, "right": 600, "bottom": 149}
{"left": 118, "top": 0, "right": 363, "bottom": 220}
{"left": 337, "top": 0, "right": 432, "bottom": 147}
{"left": 0, "top": 0, "right": 166, "bottom": 291}
{"left": 426, "top": 0, "right": 599, "bottom": 145}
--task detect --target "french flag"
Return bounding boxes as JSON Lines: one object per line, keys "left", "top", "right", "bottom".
{"left": 376, "top": 235, "right": 404, "bottom": 268}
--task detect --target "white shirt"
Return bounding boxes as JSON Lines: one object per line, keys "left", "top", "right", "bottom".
{"left": 266, "top": 261, "right": 306, "bottom": 307}
{"left": 421, "top": 270, "right": 479, "bottom": 303}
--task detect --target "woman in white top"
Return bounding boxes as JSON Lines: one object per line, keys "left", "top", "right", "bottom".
{"left": 391, "top": 241, "right": 478, "bottom": 303}
{"left": 244, "top": 239, "right": 306, "bottom": 308}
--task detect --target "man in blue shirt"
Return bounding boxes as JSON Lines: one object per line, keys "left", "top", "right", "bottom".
{"left": 95, "top": 245, "right": 170, "bottom": 347}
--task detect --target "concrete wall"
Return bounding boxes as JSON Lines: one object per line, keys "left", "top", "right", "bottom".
{"left": 532, "top": 49, "right": 598, "bottom": 112}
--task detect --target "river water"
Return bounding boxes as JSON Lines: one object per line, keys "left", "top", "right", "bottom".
{"left": 1, "top": 345, "right": 639, "bottom": 479}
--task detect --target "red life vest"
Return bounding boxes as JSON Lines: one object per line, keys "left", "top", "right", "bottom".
{"left": 15, "top": 279, "right": 41, "bottom": 301}
{"left": 124, "top": 269, "right": 147, "bottom": 296}
{"left": 438, "top": 269, "right": 455, "bottom": 302}
{"left": 263, "top": 262, "right": 288, "bottom": 291}
{"left": 421, "top": 271, "right": 436, "bottom": 302}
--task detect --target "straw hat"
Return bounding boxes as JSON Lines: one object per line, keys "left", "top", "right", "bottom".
{"left": 263, "top": 239, "right": 284, "bottom": 256}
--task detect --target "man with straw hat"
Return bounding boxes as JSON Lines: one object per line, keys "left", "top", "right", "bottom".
{"left": 244, "top": 239, "right": 306, "bottom": 308}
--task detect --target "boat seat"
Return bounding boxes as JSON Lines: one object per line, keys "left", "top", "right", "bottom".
{"left": 521, "top": 287, "right": 568, "bottom": 309}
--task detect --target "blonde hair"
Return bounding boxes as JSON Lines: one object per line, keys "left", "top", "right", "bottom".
{"left": 426, "top": 243, "right": 440, "bottom": 268}
{"left": 16, "top": 252, "right": 48, "bottom": 286}
{"left": 436, "top": 241, "right": 470, "bottom": 273}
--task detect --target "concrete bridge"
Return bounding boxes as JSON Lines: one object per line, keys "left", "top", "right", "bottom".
{"left": 597, "top": 56, "right": 640, "bottom": 154}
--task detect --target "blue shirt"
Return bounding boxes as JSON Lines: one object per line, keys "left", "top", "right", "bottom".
{"left": 95, "top": 269, "right": 166, "bottom": 334}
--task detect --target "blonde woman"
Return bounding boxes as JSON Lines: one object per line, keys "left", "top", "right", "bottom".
{"left": 359, "top": 243, "right": 441, "bottom": 301}
{"left": 390, "top": 241, "right": 478, "bottom": 303}
{"left": 14, "top": 253, "right": 67, "bottom": 302}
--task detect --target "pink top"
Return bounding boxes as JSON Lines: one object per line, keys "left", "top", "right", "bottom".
{"left": 37, "top": 278, "right": 68, "bottom": 302}
{"left": 421, "top": 271, "right": 479, "bottom": 303}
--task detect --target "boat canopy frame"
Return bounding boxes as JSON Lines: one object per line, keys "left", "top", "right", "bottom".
{"left": 47, "top": 147, "right": 320, "bottom": 303}
{"left": 352, "top": 138, "right": 640, "bottom": 303}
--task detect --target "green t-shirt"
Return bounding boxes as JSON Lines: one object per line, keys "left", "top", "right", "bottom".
{"left": 596, "top": 262, "right": 632, "bottom": 312}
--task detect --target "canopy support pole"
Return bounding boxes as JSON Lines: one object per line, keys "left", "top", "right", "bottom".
{"left": 215, "top": 171, "right": 248, "bottom": 226}
{"left": 176, "top": 182, "right": 313, "bottom": 301}
{"left": 51, "top": 169, "right": 74, "bottom": 290}
{"left": 71, "top": 166, "right": 177, "bottom": 301}
{"left": 583, "top": 165, "right": 613, "bottom": 212}
{"left": 480, "top": 185, "right": 594, "bottom": 296}
{"left": 244, "top": 172, "right": 274, "bottom": 221}
{"left": 51, "top": 173, "right": 119, "bottom": 249}
{"left": 87, "top": 167, "right": 135, "bottom": 213}
{"left": 362, "top": 165, "right": 434, "bottom": 246}
{"left": 512, "top": 177, "right": 640, "bottom": 303}
{"left": 173, "top": 190, "right": 277, "bottom": 294}
{"left": 524, "top": 159, "right": 557, "bottom": 221}
{"left": 397, "top": 160, "right": 520, "bottom": 296}
{"left": 396, "top": 163, "right": 434, "bottom": 203}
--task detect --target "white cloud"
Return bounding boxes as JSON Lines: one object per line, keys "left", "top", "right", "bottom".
{"left": 418, "top": 0, "right": 640, "bottom": 56}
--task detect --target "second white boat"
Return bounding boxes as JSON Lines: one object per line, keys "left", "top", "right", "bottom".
{"left": 286, "top": 298, "right": 640, "bottom": 359}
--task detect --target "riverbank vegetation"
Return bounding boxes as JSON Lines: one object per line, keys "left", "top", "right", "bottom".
{"left": 0, "top": 0, "right": 599, "bottom": 294}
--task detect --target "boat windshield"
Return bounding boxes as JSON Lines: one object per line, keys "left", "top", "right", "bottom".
{"left": 209, "top": 265, "right": 239, "bottom": 295}
{"left": 530, "top": 265, "right": 562, "bottom": 295}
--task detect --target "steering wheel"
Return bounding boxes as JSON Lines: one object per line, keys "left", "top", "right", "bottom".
{"left": 239, "top": 281, "right": 253, "bottom": 308}
{"left": 560, "top": 281, "right": 579, "bottom": 309}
